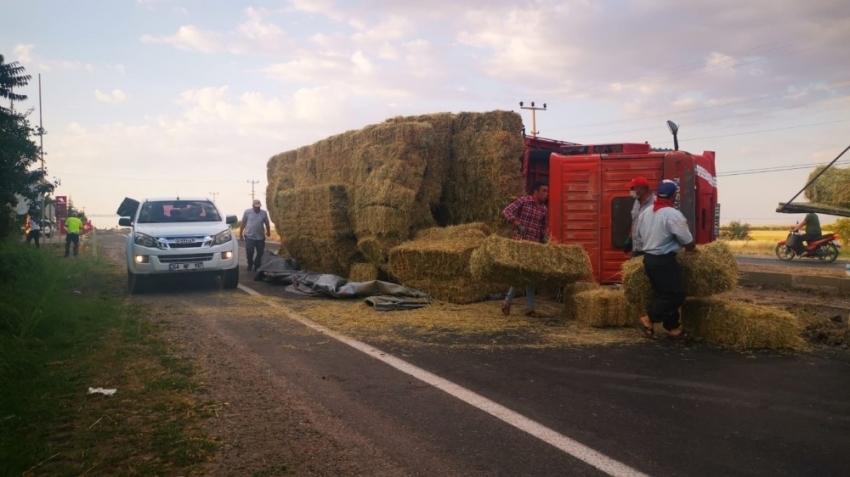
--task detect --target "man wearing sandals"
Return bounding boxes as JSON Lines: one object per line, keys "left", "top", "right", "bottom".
{"left": 634, "top": 180, "right": 696, "bottom": 340}
{"left": 500, "top": 182, "right": 549, "bottom": 318}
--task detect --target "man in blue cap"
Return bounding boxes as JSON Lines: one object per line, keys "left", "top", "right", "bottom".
{"left": 633, "top": 180, "right": 696, "bottom": 340}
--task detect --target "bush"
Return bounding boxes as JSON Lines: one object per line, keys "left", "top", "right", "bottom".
{"left": 722, "top": 221, "right": 751, "bottom": 240}
{"left": 831, "top": 218, "right": 850, "bottom": 246}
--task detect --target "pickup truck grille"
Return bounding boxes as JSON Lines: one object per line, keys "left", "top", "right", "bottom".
{"left": 158, "top": 253, "right": 215, "bottom": 263}
{"left": 161, "top": 236, "right": 208, "bottom": 249}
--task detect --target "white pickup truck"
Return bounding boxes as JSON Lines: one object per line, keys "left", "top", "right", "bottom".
{"left": 118, "top": 197, "right": 240, "bottom": 294}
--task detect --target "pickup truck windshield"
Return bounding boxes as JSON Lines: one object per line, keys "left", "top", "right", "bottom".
{"left": 137, "top": 200, "right": 222, "bottom": 224}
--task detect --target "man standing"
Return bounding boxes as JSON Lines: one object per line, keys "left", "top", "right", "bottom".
{"left": 634, "top": 181, "right": 696, "bottom": 340}
{"left": 500, "top": 182, "right": 549, "bottom": 318}
{"left": 790, "top": 212, "right": 821, "bottom": 255}
{"left": 65, "top": 212, "right": 83, "bottom": 257}
{"left": 624, "top": 176, "right": 655, "bottom": 256}
{"left": 239, "top": 199, "right": 271, "bottom": 271}
{"left": 25, "top": 212, "right": 41, "bottom": 248}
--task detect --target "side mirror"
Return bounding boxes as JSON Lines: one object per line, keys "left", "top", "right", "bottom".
{"left": 226, "top": 215, "right": 237, "bottom": 225}
{"left": 119, "top": 217, "right": 132, "bottom": 226}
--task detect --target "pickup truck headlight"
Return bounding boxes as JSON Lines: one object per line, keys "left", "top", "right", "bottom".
{"left": 212, "top": 230, "right": 233, "bottom": 245}
{"left": 134, "top": 232, "right": 158, "bottom": 248}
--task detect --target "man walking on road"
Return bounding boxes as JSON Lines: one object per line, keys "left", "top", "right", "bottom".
{"left": 634, "top": 180, "right": 696, "bottom": 340}
{"left": 500, "top": 182, "right": 549, "bottom": 318}
{"left": 65, "top": 212, "right": 83, "bottom": 257}
{"left": 239, "top": 199, "right": 271, "bottom": 271}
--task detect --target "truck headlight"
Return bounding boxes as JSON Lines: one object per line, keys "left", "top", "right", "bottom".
{"left": 212, "top": 230, "right": 233, "bottom": 245}
{"left": 134, "top": 232, "right": 158, "bottom": 248}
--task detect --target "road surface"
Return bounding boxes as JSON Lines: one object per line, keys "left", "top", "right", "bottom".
{"left": 102, "top": 231, "right": 850, "bottom": 476}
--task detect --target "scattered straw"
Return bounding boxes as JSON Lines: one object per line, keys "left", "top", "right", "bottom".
{"left": 682, "top": 297, "right": 805, "bottom": 349}
{"left": 470, "top": 235, "right": 593, "bottom": 287}
{"left": 622, "top": 242, "right": 738, "bottom": 309}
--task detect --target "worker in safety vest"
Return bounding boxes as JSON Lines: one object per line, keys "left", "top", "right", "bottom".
{"left": 65, "top": 212, "right": 83, "bottom": 257}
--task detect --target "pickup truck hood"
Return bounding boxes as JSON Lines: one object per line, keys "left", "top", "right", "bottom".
{"left": 134, "top": 222, "right": 230, "bottom": 237}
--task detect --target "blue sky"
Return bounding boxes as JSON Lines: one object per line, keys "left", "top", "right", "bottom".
{"left": 2, "top": 0, "right": 849, "bottom": 227}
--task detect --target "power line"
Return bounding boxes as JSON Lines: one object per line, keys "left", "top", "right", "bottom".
{"left": 719, "top": 160, "right": 850, "bottom": 177}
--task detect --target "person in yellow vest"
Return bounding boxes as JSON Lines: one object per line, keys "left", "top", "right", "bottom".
{"left": 64, "top": 212, "right": 83, "bottom": 257}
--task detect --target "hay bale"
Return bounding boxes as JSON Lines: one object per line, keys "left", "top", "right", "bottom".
{"left": 573, "top": 288, "right": 641, "bottom": 327}
{"left": 622, "top": 241, "right": 738, "bottom": 310}
{"left": 279, "top": 236, "right": 359, "bottom": 277}
{"left": 348, "top": 263, "right": 380, "bottom": 282}
{"left": 470, "top": 235, "right": 593, "bottom": 287}
{"left": 389, "top": 223, "right": 491, "bottom": 282}
{"left": 403, "top": 278, "right": 503, "bottom": 304}
{"left": 443, "top": 111, "right": 526, "bottom": 227}
{"left": 682, "top": 298, "right": 804, "bottom": 349}
{"left": 357, "top": 235, "right": 405, "bottom": 268}
{"left": 804, "top": 165, "right": 850, "bottom": 208}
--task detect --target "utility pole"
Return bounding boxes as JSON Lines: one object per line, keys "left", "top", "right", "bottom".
{"left": 519, "top": 101, "right": 547, "bottom": 137}
{"left": 209, "top": 191, "right": 219, "bottom": 203}
{"left": 38, "top": 74, "right": 46, "bottom": 223}
{"left": 247, "top": 180, "right": 259, "bottom": 201}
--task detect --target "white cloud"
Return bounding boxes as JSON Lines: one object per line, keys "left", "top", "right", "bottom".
{"left": 14, "top": 44, "right": 35, "bottom": 63}
{"left": 238, "top": 7, "right": 284, "bottom": 39}
{"left": 94, "top": 89, "right": 128, "bottom": 103}
{"left": 141, "top": 25, "right": 221, "bottom": 53}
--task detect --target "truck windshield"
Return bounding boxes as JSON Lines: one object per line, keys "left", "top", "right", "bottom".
{"left": 137, "top": 200, "right": 221, "bottom": 224}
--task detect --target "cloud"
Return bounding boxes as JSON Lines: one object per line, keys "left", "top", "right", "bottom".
{"left": 14, "top": 44, "right": 35, "bottom": 63}
{"left": 141, "top": 25, "right": 221, "bottom": 53}
{"left": 94, "top": 89, "right": 128, "bottom": 103}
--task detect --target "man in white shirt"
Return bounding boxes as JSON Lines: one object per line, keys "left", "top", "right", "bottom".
{"left": 634, "top": 181, "right": 696, "bottom": 340}
{"left": 239, "top": 199, "right": 271, "bottom": 271}
{"left": 25, "top": 212, "right": 41, "bottom": 248}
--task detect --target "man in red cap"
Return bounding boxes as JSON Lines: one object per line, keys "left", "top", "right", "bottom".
{"left": 624, "top": 176, "right": 655, "bottom": 256}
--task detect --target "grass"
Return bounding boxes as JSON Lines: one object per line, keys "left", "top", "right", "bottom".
{"left": 0, "top": 236, "right": 219, "bottom": 477}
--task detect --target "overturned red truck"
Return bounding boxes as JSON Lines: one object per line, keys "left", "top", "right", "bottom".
{"left": 523, "top": 136, "right": 719, "bottom": 283}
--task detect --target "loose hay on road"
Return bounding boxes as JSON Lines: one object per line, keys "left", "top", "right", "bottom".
{"left": 682, "top": 298, "right": 805, "bottom": 349}
{"left": 622, "top": 242, "right": 738, "bottom": 309}
{"left": 470, "top": 235, "right": 593, "bottom": 287}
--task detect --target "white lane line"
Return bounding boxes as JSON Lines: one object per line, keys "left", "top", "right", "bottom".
{"left": 237, "top": 283, "right": 649, "bottom": 477}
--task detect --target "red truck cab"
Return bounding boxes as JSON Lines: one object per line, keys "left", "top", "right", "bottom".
{"left": 524, "top": 140, "right": 719, "bottom": 283}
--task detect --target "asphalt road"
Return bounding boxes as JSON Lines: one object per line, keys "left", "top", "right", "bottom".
{"left": 736, "top": 254, "right": 848, "bottom": 272}
{"left": 102, "top": 231, "right": 850, "bottom": 476}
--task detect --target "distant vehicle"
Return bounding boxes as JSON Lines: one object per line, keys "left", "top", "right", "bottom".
{"left": 775, "top": 231, "right": 840, "bottom": 263}
{"left": 42, "top": 220, "right": 52, "bottom": 238}
{"left": 117, "top": 197, "right": 240, "bottom": 294}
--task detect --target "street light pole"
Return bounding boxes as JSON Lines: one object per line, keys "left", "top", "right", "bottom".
{"left": 519, "top": 101, "right": 547, "bottom": 137}
{"left": 38, "top": 73, "right": 45, "bottom": 223}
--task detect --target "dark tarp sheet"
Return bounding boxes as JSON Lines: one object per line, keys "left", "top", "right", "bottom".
{"left": 254, "top": 254, "right": 430, "bottom": 311}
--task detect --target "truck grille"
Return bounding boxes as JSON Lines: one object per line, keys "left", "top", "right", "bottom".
{"left": 162, "top": 236, "right": 208, "bottom": 249}
{"left": 158, "top": 253, "right": 215, "bottom": 263}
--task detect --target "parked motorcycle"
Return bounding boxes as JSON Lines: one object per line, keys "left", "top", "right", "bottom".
{"left": 775, "top": 231, "right": 841, "bottom": 263}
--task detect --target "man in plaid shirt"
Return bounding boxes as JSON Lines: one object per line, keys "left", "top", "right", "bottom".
{"left": 500, "top": 182, "right": 549, "bottom": 318}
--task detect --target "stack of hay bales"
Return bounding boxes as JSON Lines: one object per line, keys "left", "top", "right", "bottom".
{"left": 388, "top": 223, "right": 502, "bottom": 304}
{"left": 470, "top": 235, "right": 593, "bottom": 287}
{"left": 681, "top": 298, "right": 804, "bottom": 349}
{"left": 804, "top": 165, "right": 850, "bottom": 208}
{"left": 266, "top": 111, "right": 526, "bottom": 276}
{"left": 621, "top": 241, "right": 738, "bottom": 311}
{"left": 348, "top": 263, "right": 380, "bottom": 283}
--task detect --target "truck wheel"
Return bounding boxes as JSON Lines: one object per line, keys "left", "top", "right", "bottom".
{"left": 128, "top": 268, "right": 145, "bottom": 294}
{"left": 222, "top": 268, "right": 239, "bottom": 289}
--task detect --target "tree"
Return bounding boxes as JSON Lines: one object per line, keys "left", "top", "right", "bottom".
{"left": 724, "top": 221, "right": 751, "bottom": 240}
{"left": 0, "top": 56, "right": 52, "bottom": 238}
{"left": 0, "top": 54, "right": 31, "bottom": 108}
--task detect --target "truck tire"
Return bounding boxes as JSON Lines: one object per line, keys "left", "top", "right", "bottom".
{"left": 222, "top": 268, "right": 239, "bottom": 289}
{"left": 128, "top": 268, "right": 145, "bottom": 294}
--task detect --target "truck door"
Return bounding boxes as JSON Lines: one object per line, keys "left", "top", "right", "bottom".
{"left": 663, "top": 152, "right": 697, "bottom": 239}
{"left": 549, "top": 154, "right": 602, "bottom": 282}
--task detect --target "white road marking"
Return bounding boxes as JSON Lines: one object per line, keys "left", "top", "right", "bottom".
{"left": 236, "top": 283, "right": 649, "bottom": 477}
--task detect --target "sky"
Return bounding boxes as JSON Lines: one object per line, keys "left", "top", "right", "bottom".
{"left": 2, "top": 0, "right": 850, "bottom": 228}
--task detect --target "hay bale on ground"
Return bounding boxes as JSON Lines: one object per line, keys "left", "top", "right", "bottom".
{"left": 682, "top": 298, "right": 804, "bottom": 349}
{"left": 470, "top": 235, "right": 593, "bottom": 287}
{"left": 573, "top": 288, "right": 641, "bottom": 327}
{"left": 357, "top": 235, "right": 406, "bottom": 269}
{"left": 403, "top": 279, "right": 504, "bottom": 305}
{"left": 804, "top": 165, "right": 850, "bottom": 208}
{"left": 348, "top": 263, "right": 380, "bottom": 282}
{"left": 389, "top": 223, "right": 491, "bottom": 282}
{"left": 622, "top": 241, "right": 738, "bottom": 310}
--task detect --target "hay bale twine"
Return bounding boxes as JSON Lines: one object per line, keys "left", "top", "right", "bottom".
{"left": 682, "top": 298, "right": 804, "bottom": 349}
{"left": 348, "top": 263, "right": 380, "bottom": 282}
{"left": 470, "top": 235, "right": 593, "bottom": 287}
{"left": 622, "top": 241, "right": 738, "bottom": 310}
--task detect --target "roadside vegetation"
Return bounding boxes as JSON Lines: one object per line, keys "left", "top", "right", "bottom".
{"left": 720, "top": 222, "right": 850, "bottom": 259}
{"left": 0, "top": 239, "right": 218, "bottom": 476}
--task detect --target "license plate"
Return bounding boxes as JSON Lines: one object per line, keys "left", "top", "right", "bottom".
{"left": 169, "top": 262, "right": 204, "bottom": 271}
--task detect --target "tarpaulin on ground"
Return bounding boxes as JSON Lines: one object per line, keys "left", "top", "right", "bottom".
{"left": 255, "top": 254, "right": 430, "bottom": 310}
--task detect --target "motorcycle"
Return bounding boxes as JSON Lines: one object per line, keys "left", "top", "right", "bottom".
{"left": 775, "top": 231, "right": 841, "bottom": 263}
